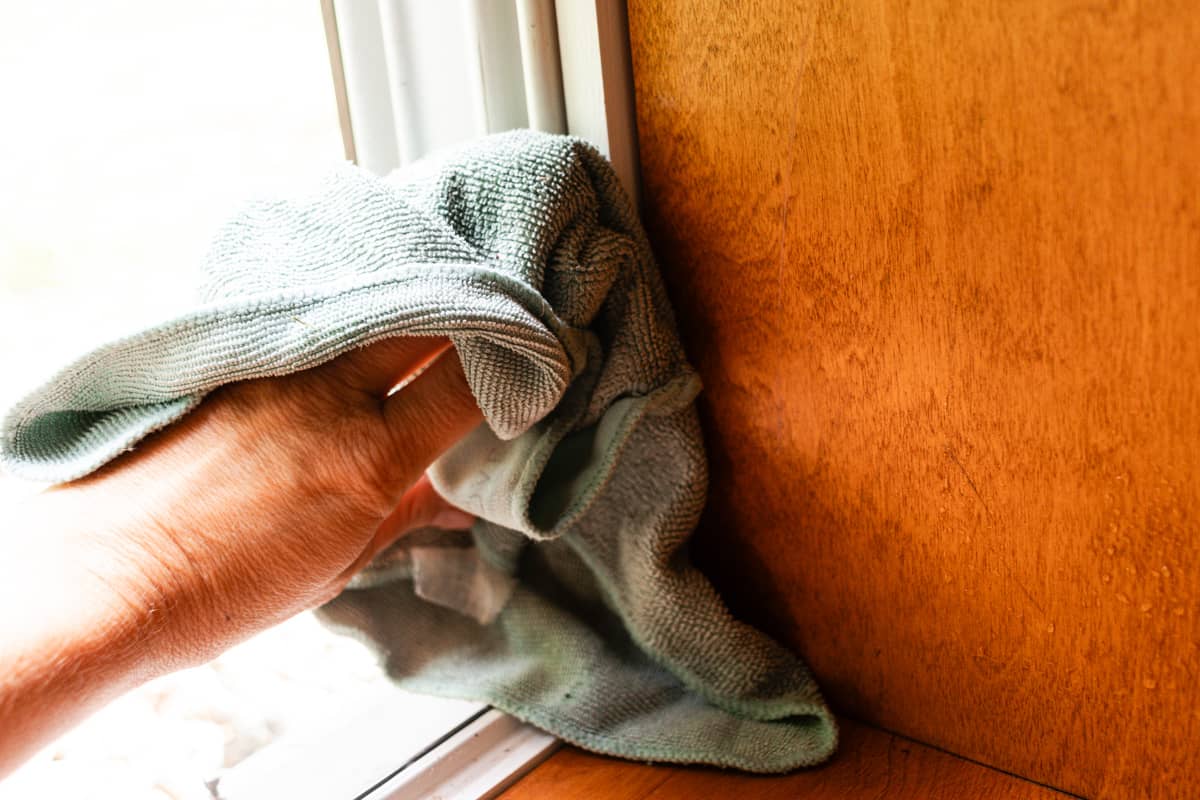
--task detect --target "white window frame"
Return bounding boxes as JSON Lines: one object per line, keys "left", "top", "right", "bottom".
{"left": 320, "top": 0, "right": 640, "bottom": 203}
{"left": 212, "top": 689, "right": 558, "bottom": 800}
{"left": 216, "top": 3, "right": 641, "bottom": 797}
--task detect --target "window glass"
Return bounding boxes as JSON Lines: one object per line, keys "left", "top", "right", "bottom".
{"left": 0, "top": 0, "right": 343, "bottom": 399}
{"left": 0, "top": 4, "right": 395, "bottom": 796}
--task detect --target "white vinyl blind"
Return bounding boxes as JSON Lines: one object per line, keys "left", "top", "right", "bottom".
{"left": 323, "top": 0, "right": 640, "bottom": 204}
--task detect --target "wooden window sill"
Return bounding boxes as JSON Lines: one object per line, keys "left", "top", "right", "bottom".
{"left": 498, "top": 718, "right": 1075, "bottom": 800}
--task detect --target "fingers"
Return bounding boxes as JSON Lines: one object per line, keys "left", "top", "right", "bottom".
{"left": 369, "top": 474, "right": 475, "bottom": 559}
{"left": 333, "top": 336, "right": 450, "bottom": 396}
{"left": 334, "top": 474, "right": 474, "bottom": 591}
{"left": 379, "top": 347, "right": 484, "bottom": 469}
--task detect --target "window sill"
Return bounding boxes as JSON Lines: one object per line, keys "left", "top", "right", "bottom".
{"left": 213, "top": 686, "right": 557, "bottom": 800}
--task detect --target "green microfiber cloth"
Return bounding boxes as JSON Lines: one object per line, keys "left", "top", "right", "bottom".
{"left": 0, "top": 130, "right": 836, "bottom": 772}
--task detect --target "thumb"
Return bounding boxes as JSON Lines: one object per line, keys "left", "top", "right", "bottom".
{"left": 369, "top": 474, "right": 475, "bottom": 560}
{"left": 334, "top": 474, "right": 474, "bottom": 592}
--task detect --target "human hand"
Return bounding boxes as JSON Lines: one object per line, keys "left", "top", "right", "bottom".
{"left": 49, "top": 336, "right": 483, "bottom": 667}
{"left": 1, "top": 336, "right": 483, "bottom": 777}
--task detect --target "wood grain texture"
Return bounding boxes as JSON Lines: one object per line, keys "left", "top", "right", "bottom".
{"left": 498, "top": 746, "right": 675, "bottom": 800}
{"left": 625, "top": 1, "right": 1200, "bottom": 797}
{"left": 500, "top": 720, "right": 1070, "bottom": 799}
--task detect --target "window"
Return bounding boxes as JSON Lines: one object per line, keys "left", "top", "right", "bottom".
{"left": 1, "top": 2, "right": 637, "bottom": 797}
{"left": 0, "top": 4, "right": 410, "bottom": 797}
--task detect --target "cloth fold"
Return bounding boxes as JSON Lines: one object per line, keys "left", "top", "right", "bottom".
{"left": 1, "top": 130, "right": 836, "bottom": 772}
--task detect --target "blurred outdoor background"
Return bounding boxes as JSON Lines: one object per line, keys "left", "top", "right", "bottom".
{"left": 0, "top": 3, "right": 394, "bottom": 797}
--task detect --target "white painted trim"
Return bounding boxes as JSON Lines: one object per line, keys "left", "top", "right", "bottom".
{"left": 374, "top": 0, "right": 421, "bottom": 167}
{"left": 331, "top": 0, "right": 402, "bottom": 175}
{"left": 324, "top": 0, "right": 641, "bottom": 204}
{"left": 213, "top": 685, "right": 558, "bottom": 800}
{"left": 363, "top": 710, "right": 560, "bottom": 800}
{"left": 554, "top": 0, "right": 641, "bottom": 206}
{"left": 211, "top": 686, "right": 487, "bottom": 800}
{"left": 463, "top": 0, "right": 530, "bottom": 136}
{"left": 515, "top": 0, "right": 568, "bottom": 134}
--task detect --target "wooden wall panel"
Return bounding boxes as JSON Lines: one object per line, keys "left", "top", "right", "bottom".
{"left": 625, "top": 1, "right": 1200, "bottom": 797}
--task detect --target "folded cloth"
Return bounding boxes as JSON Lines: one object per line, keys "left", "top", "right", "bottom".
{"left": 0, "top": 130, "right": 837, "bottom": 772}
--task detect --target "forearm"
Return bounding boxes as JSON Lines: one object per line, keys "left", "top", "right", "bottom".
{"left": 0, "top": 492, "right": 197, "bottom": 778}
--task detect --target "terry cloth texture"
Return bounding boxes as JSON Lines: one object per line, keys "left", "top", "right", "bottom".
{"left": 1, "top": 131, "right": 837, "bottom": 772}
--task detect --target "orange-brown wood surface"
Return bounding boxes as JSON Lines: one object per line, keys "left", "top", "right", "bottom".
{"left": 626, "top": 1, "right": 1200, "bottom": 797}
{"left": 500, "top": 720, "right": 1070, "bottom": 799}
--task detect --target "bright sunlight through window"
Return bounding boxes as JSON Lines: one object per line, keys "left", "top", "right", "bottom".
{"left": 0, "top": 4, "right": 397, "bottom": 798}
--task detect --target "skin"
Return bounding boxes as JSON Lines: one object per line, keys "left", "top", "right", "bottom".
{"left": 0, "top": 335, "right": 483, "bottom": 779}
